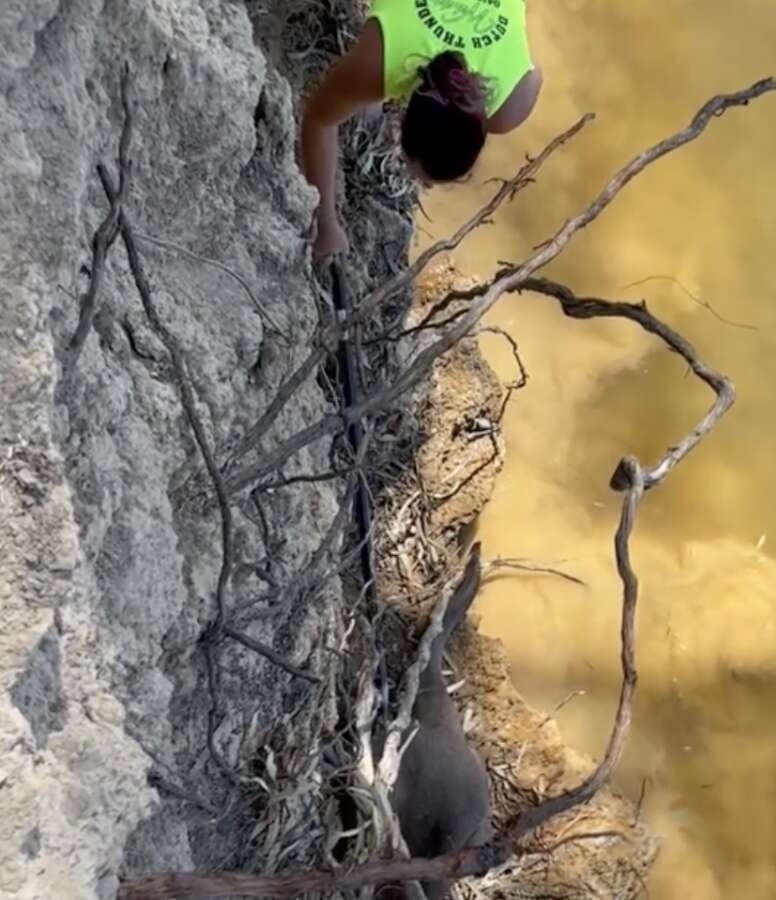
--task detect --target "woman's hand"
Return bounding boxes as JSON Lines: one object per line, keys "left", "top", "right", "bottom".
{"left": 313, "top": 215, "right": 350, "bottom": 258}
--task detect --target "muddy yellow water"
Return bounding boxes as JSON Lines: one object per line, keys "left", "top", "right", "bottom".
{"left": 413, "top": 1, "right": 776, "bottom": 897}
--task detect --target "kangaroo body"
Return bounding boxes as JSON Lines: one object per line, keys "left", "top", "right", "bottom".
{"left": 388, "top": 544, "right": 491, "bottom": 900}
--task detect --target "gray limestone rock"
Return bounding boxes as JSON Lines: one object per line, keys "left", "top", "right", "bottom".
{"left": 0, "top": 2, "right": 349, "bottom": 896}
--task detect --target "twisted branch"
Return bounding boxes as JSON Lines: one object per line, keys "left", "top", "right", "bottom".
{"left": 67, "top": 63, "right": 133, "bottom": 367}
{"left": 133, "top": 229, "right": 288, "bottom": 336}
{"left": 517, "top": 277, "right": 735, "bottom": 489}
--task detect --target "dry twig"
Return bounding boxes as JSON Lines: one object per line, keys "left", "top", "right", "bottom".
{"left": 68, "top": 63, "right": 133, "bottom": 367}
{"left": 621, "top": 273, "right": 758, "bottom": 331}
{"left": 223, "top": 626, "right": 321, "bottom": 684}
{"left": 483, "top": 558, "right": 586, "bottom": 588}
{"left": 100, "top": 162, "right": 242, "bottom": 777}
{"left": 133, "top": 229, "right": 288, "bottom": 336}
{"left": 516, "top": 277, "right": 735, "bottom": 489}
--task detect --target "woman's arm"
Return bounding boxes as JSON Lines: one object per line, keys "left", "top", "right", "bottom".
{"left": 301, "top": 20, "right": 384, "bottom": 256}
{"left": 486, "top": 65, "right": 543, "bottom": 135}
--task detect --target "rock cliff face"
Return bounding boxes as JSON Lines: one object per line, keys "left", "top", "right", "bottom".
{"left": 1, "top": 2, "right": 364, "bottom": 897}
{"left": 1, "top": 3, "right": 655, "bottom": 899}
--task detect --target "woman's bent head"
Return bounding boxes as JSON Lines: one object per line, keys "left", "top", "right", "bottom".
{"left": 401, "top": 51, "right": 488, "bottom": 183}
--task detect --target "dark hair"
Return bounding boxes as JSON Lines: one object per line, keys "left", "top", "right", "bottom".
{"left": 401, "top": 52, "right": 488, "bottom": 183}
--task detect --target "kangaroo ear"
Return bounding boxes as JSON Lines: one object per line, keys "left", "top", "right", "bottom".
{"left": 456, "top": 543, "right": 482, "bottom": 601}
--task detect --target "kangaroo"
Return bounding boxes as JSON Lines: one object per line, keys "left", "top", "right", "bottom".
{"left": 384, "top": 542, "right": 492, "bottom": 900}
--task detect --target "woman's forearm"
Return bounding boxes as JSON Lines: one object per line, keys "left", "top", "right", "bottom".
{"left": 301, "top": 111, "right": 340, "bottom": 223}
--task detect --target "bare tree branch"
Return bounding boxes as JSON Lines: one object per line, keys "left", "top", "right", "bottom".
{"left": 119, "top": 846, "right": 508, "bottom": 900}
{"left": 483, "top": 558, "right": 586, "bottom": 588}
{"left": 507, "top": 459, "right": 643, "bottom": 835}
{"left": 98, "top": 167, "right": 234, "bottom": 624}
{"left": 225, "top": 343, "right": 330, "bottom": 467}
{"left": 224, "top": 413, "right": 342, "bottom": 497}
{"left": 132, "top": 229, "right": 288, "bottom": 336}
{"left": 99, "top": 163, "right": 242, "bottom": 778}
{"left": 224, "top": 115, "right": 592, "bottom": 477}
{"left": 516, "top": 277, "right": 735, "bottom": 489}
{"left": 222, "top": 626, "right": 321, "bottom": 683}
{"left": 620, "top": 273, "right": 759, "bottom": 331}
{"left": 231, "top": 473, "right": 361, "bottom": 631}
{"left": 98, "top": 162, "right": 329, "bottom": 789}
{"left": 476, "top": 325, "right": 529, "bottom": 422}
{"left": 67, "top": 63, "right": 133, "bottom": 367}
{"left": 252, "top": 466, "right": 352, "bottom": 492}
{"left": 362, "top": 113, "right": 595, "bottom": 317}
{"left": 367, "top": 301, "right": 468, "bottom": 345}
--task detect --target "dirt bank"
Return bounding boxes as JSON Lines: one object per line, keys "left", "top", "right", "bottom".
{"left": 378, "top": 260, "right": 659, "bottom": 897}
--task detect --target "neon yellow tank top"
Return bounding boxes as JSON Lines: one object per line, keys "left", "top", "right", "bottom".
{"left": 369, "top": 0, "right": 533, "bottom": 117}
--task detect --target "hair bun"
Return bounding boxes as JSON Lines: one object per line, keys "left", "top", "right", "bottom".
{"left": 419, "top": 51, "right": 487, "bottom": 119}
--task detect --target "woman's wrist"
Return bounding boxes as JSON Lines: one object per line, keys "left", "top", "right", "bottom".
{"left": 318, "top": 203, "right": 339, "bottom": 226}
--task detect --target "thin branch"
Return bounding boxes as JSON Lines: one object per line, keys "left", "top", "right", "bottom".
{"left": 231, "top": 472, "right": 360, "bottom": 631}
{"left": 68, "top": 63, "right": 133, "bottom": 366}
{"left": 472, "top": 265, "right": 738, "bottom": 834}
{"left": 476, "top": 325, "right": 529, "bottom": 422}
{"left": 202, "top": 638, "right": 236, "bottom": 783}
{"left": 301, "top": 433, "right": 371, "bottom": 590}
{"left": 133, "top": 229, "right": 288, "bottom": 336}
{"left": 547, "top": 690, "right": 588, "bottom": 719}
{"left": 483, "top": 558, "right": 586, "bottom": 588}
{"left": 226, "top": 345, "right": 330, "bottom": 469}
{"left": 507, "top": 459, "right": 643, "bottom": 835}
{"left": 367, "top": 303, "right": 469, "bottom": 346}
{"left": 224, "top": 114, "right": 591, "bottom": 476}
{"left": 147, "top": 772, "right": 221, "bottom": 817}
{"left": 222, "top": 626, "right": 320, "bottom": 683}
{"left": 224, "top": 413, "right": 342, "bottom": 497}
{"left": 361, "top": 113, "right": 594, "bottom": 317}
{"left": 99, "top": 167, "right": 234, "bottom": 625}
{"left": 621, "top": 273, "right": 759, "bottom": 331}
{"left": 252, "top": 466, "right": 351, "bottom": 492}
{"left": 477, "top": 326, "right": 528, "bottom": 391}
{"left": 634, "top": 776, "right": 650, "bottom": 825}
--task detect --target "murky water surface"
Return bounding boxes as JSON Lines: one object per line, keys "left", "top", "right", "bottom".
{"left": 414, "top": 2, "right": 776, "bottom": 896}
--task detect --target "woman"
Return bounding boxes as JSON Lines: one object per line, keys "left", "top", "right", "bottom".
{"left": 302, "top": 0, "right": 542, "bottom": 257}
